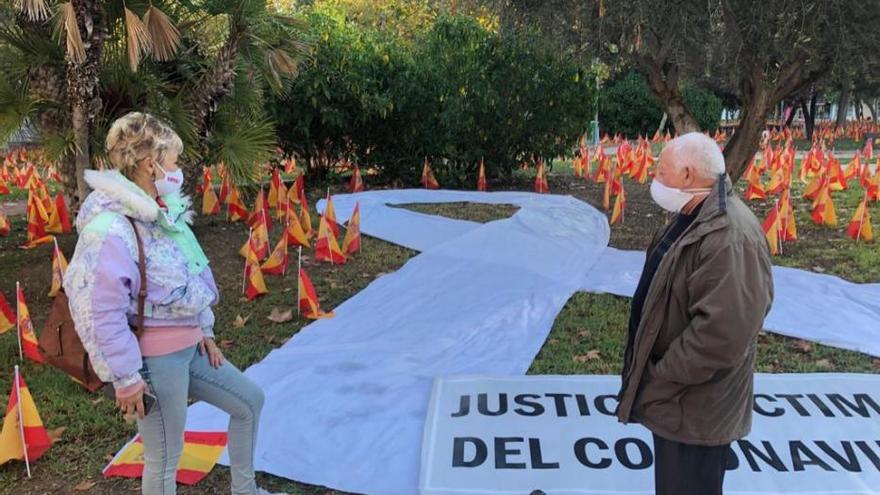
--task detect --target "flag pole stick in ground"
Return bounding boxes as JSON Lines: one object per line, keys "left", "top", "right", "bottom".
{"left": 14, "top": 365, "right": 32, "bottom": 477}
{"left": 15, "top": 282, "right": 22, "bottom": 362}
{"left": 297, "top": 247, "right": 302, "bottom": 315}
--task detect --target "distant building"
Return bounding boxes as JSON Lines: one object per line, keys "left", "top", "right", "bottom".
{"left": 1, "top": 120, "right": 40, "bottom": 151}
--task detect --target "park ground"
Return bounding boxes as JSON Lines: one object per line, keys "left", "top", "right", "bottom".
{"left": 1, "top": 158, "right": 879, "bottom": 494}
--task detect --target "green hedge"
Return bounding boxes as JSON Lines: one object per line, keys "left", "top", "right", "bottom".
{"left": 598, "top": 71, "right": 721, "bottom": 137}
{"left": 269, "top": 9, "right": 594, "bottom": 187}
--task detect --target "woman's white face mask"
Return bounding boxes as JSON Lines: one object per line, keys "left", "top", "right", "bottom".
{"left": 650, "top": 178, "right": 711, "bottom": 213}
{"left": 153, "top": 160, "right": 184, "bottom": 197}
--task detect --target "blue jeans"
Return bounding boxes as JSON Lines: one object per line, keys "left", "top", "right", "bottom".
{"left": 136, "top": 345, "right": 265, "bottom": 495}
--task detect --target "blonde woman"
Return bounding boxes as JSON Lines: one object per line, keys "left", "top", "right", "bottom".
{"left": 64, "top": 112, "right": 271, "bottom": 494}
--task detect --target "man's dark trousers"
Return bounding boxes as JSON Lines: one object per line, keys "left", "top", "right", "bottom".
{"left": 653, "top": 433, "right": 732, "bottom": 495}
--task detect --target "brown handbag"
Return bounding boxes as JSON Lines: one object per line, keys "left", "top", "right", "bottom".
{"left": 38, "top": 217, "right": 147, "bottom": 392}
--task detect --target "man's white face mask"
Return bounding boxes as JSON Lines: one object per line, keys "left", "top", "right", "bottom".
{"left": 649, "top": 178, "right": 711, "bottom": 213}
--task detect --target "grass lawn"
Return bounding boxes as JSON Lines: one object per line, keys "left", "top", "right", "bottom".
{"left": 1, "top": 164, "right": 878, "bottom": 494}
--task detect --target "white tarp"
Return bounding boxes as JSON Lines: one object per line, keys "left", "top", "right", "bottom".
{"left": 178, "top": 189, "right": 880, "bottom": 495}
{"left": 186, "top": 191, "right": 611, "bottom": 494}
{"left": 421, "top": 374, "right": 880, "bottom": 495}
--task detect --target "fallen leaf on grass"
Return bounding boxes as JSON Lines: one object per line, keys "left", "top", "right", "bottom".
{"left": 219, "top": 339, "right": 234, "bottom": 349}
{"left": 793, "top": 340, "right": 812, "bottom": 353}
{"left": 815, "top": 358, "right": 833, "bottom": 369}
{"left": 232, "top": 315, "right": 250, "bottom": 328}
{"left": 573, "top": 350, "right": 601, "bottom": 363}
{"left": 267, "top": 308, "right": 294, "bottom": 323}
{"left": 73, "top": 480, "right": 96, "bottom": 491}
{"left": 48, "top": 426, "right": 66, "bottom": 444}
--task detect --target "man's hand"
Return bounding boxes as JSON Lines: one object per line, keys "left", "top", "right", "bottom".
{"left": 198, "top": 337, "right": 224, "bottom": 369}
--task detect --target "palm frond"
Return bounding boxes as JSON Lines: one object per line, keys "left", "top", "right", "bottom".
{"left": 55, "top": 2, "right": 85, "bottom": 63}
{"left": 0, "top": 77, "right": 34, "bottom": 145}
{"left": 14, "top": 0, "right": 50, "bottom": 21}
{"left": 207, "top": 114, "right": 276, "bottom": 183}
{"left": 143, "top": 6, "right": 180, "bottom": 62}
{"left": 125, "top": 6, "right": 152, "bottom": 71}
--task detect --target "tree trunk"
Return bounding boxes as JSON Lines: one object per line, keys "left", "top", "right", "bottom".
{"left": 641, "top": 59, "right": 701, "bottom": 135}
{"left": 723, "top": 87, "right": 772, "bottom": 181}
{"left": 65, "top": 0, "right": 105, "bottom": 211}
{"left": 869, "top": 99, "right": 877, "bottom": 122}
{"left": 835, "top": 85, "right": 850, "bottom": 129}
{"left": 799, "top": 92, "right": 817, "bottom": 142}
{"left": 854, "top": 99, "right": 864, "bottom": 121}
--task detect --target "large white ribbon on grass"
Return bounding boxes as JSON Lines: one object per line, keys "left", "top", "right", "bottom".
{"left": 184, "top": 189, "right": 880, "bottom": 495}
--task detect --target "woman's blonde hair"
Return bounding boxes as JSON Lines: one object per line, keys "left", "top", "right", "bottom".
{"left": 105, "top": 112, "right": 183, "bottom": 179}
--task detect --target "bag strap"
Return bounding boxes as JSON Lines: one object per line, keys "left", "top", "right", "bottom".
{"left": 127, "top": 217, "right": 147, "bottom": 339}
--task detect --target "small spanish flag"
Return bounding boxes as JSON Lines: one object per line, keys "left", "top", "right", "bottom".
{"left": 268, "top": 168, "right": 282, "bottom": 209}
{"left": 218, "top": 169, "right": 230, "bottom": 204}
{"left": 261, "top": 234, "right": 289, "bottom": 276}
{"left": 477, "top": 158, "right": 487, "bottom": 192}
{"left": 534, "top": 160, "right": 549, "bottom": 194}
{"left": 324, "top": 192, "right": 340, "bottom": 238}
{"left": 226, "top": 187, "right": 248, "bottom": 223}
{"left": 284, "top": 157, "right": 297, "bottom": 175}
{"left": 315, "top": 215, "right": 346, "bottom": 265}
{"left": 810, "top": 184, "right": 838, "bottom": 227}
{"left": 0, "top": 367, "right": 52, "bottom": 471}
{"left": 202, "top": 184, "right": 220, "bottom": 216}
{"left": 341, "top": 203, "right": 361, "bottom": 255}
{"left": 299, "top": 188, "right": 313, "bottom": 239}
{"left": 243, "top": 238, "right": 268, "bottom": 301}
{"left": 0, "top": 291, "right": 14, "bottom": 334}
{"left": 762, "top": 202, "right": 782, "bottom": 255}
{"left": 48, "top": 239, "right": 68, "bottom": 298}
{"left": 349, "top": 163, "right": 364, "bottom": 193}
{"left": 247, "top": 189, "right": 272, "bottom": 231}
{"left": 239, "top": 217, "right": 269, "bottom": 262}
{"left": 284, "top": 204, "right": 311, "bottom": 248}
{"left": 298, "top": 268, "right": 334, "bottom": 319}
{"left": 197, "top": 166, "right": 212, "bottom": 195}
{"left": 846, "top": 193, "right": 874, "bottom": 242}
{"left": 52, "top": 193, "right": 71, "bottom": 233}
{"left": 103, "top": 431, "right": 227, "bottom": 485}
{"left": 0, "top": 177, "right": 10, "bottom": 195}
{"left": 421, "top": 158, "right": 440, "bottom": 190}
{"left": 16, "top": 284, "right": 44, "bottom": 364}
{"left": 0, "top": 213, "right": 10, "bottom": 237}
{"left": 610, "top": 187, "right": 626, "bottom": 225}
{"left": 778, "top": 188, "right": 798, "bottom": 242}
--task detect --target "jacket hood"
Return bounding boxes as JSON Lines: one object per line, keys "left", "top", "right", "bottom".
{"left": 76, "top": 170, "right": 160, "bottom": 231}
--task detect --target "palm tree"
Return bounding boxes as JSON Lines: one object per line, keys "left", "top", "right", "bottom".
{"left": 1, "top": 0, "right": 307, "bottom": 207}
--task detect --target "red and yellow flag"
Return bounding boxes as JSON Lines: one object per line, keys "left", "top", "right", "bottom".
{"left": 239, "top": 216, "right": 269, "bottom": 262}
{"left": 260, "top": 235, "right": 289, "bottom": 276}
{"left": 243, "top": 240, "right": 268, "bottom": 301}
{"left": 298, "top": 268, "right": 334, "bottom": 319}
{"left": 299, "top": 189, "right": 313, "bottom": 239}
{"left": 103, "top": 431, "right": 227, "bottom": 485}
{"left": 324, "top": 192, "right": 340, "bottom": 239}
{"left": 610, "top": 187, "right": 626, "bottom": 225}
{"left": 0, "top": 177, "right": 10, "bottom": 195}
{"left": 0, "top": 367, "right": 52, "bottom": 466}
{"left": 51, "top": 193, "right": 71, "bottom": 234}
{"left": 0, "top": 213, "right": 9, "bottom": 237}
{"left": 197, "top": 167, "right": 212, "bottom": 195}
{"left": 25, "top": 190, "right": 48, "bottom": 243}
{"left": 778, "top": 188, "right": 797, "bottom": 242}
{"left": 247, "top": 189, "right": 271, "bottom": 231}
{"left": 284, "top": 203, "right": 311, "bottom": 248}
{"left": 762, "top": 202, "right": 782, "bottom": 255}
{"left": 16, "top": 285, "right": 44, "bottom": 364}
{"left": 350, "top": 164, "right": 365, "bottom": 193}
{"left": 284, "top": 157, "right": 297, "bottom": 175}
{"left": 218, "top": 169, "right": 230, "bottom": 204}
{"left": 341, "top": 203, "right": 361, "bottom": 255}
{"left": 847, "top": 194, "right": 874, "bottom": 242}
{"left": 810, "top": 184, "right": 838, "bottom": 227}
{"left": 48, "top": 240, "right": 68, "bottom": 298}
{"left": 534, "top": 160, "right": 549, "bottom": 194}
{"left": 421, "top": 158, "right": 440, "bottom": 190}
{"left": 315, "top": 215, "right": 346, "bottom": 265}
{"left": 268, "top": 168, "right": 282, "bottom": 209}
{"left": 0, "top": 291, "right": 14, "bottom": 334}
{"left": 477, "top": 159, "right": 487, "bottom": 192}
{"left": 226, "top": 187, "right": 248, "bottom": 223}
{"left": 202, "top": 185, "right": 220, "bottom": 216}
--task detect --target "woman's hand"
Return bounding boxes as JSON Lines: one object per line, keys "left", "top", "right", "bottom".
{"left": 198, "top": 337, "right": 224, "bottom": 369}
{"left": 116, "top": 388, "right": 145, "bottom": 422}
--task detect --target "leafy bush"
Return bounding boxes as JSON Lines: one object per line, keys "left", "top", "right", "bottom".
{"left": 599, "top": 71, "right": 721, "bottom": 137}
{"left": 269, "top": 9, "right": 594, "bottom": 186}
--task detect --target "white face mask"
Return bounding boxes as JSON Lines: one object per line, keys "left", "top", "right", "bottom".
{"left": 154, "top": 161, "right": 184, "bottom": 197}
{"left": 650, "top": 179, "right": 711, "bottom": 213}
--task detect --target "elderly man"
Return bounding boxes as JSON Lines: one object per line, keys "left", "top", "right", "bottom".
{"left": 616, "top": 132, "right": 774, "bottom": 495}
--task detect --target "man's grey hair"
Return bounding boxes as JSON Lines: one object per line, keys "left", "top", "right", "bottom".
{"left": 665, "top": 132, "right": 726, "bottom": 180}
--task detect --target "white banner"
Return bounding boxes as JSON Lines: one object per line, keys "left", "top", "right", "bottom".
{"left": 420, "top": 374, "right": 880, "bottom": 495}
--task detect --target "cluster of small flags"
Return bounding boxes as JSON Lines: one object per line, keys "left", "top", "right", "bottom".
{"left": 752, "top": 139, "right": 878, "bottom": 254}
{"left": 200, "top": 162, "right": 363, "bottom": 319}
{"left": 0, "top": 149, "right": 72, "bottom": 248}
